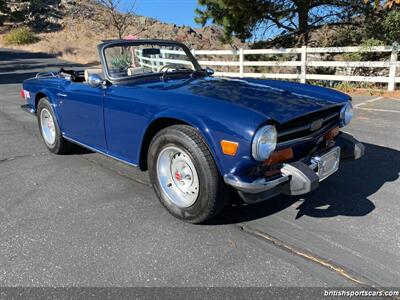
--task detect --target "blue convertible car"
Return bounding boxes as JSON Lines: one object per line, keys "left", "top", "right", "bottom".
{"left": 21, "top": 39, "right": 364, "bottom": 223}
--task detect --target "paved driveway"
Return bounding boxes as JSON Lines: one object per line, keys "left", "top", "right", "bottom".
{"left": 0, "top": 48, "right": 399, "bottom": 289}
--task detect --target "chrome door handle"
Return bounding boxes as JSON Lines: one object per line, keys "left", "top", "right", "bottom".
{"left": 57, "top": 93, "right": 67, "bottom": 97}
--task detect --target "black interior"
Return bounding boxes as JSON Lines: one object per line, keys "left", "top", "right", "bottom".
{"left": 59, "top": 68, "right": 85, "bottom": 82}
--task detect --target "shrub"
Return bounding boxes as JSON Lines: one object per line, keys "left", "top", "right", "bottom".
{"left": 335, "top": 82, "right": 356, "bottom": 92}
{"left": 4, "top": 27, "right": 39, "bottom": 45}
{"left": 342, "top": 38, "right": 385, "bottom": 61}
{"left": 380, "top": 9, "right": 400, "bottom": 44}
{"left": 110, "top": 52, "right": 132, "bottom": 71}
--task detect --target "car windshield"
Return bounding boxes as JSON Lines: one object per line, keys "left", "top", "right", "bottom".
{"left": 103, "top": 42, "right": 200, "bottom": 80}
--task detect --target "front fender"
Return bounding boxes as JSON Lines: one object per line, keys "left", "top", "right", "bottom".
{"left": 150, "top": 109, "right": 224, "bottom": 173}
{"left": 144, "top": 109, "right": 261, "bottom": 177}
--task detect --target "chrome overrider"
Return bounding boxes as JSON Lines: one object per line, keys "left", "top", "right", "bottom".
{"left": 224, "top": 132, "right": 365, "bottom": 203}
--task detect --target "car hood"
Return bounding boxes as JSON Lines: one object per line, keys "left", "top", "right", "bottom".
{"left": 144, "top": 77, "right": 350, "bottom": 124}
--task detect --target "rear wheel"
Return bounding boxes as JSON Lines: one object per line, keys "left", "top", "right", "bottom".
{"left": 37, "top": 97, "right": 72, "bottom": 154}
{"left": 148, "top": 125, "right": 227, "bottom": 223}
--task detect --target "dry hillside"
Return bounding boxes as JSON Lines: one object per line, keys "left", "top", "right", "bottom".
{"left": 0, "top": 0, "right": 244, "bottom": 64}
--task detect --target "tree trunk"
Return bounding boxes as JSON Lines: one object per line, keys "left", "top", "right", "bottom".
{"left": 297, "top": 1, "right": 310, "bottom": 46}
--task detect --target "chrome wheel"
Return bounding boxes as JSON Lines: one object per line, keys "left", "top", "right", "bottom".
{"left": 40, "top": 108, "right": 56, "bottom": 145}
{"left": 157, "top": 146, "right": 200, "bottom": 208}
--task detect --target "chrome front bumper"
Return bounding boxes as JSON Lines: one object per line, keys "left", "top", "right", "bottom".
{"left": 224, "top": 133, "right": 364, "bottom": 203}
{"left": 224, "top": 159, "right": 321, "bottom": 200}
{"left": 224, "top": 173, "right": 290, "bottom": 195}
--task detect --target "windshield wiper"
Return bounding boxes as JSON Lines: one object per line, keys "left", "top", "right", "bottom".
{"left": 190, "top": 69, "right": 207, "bottom": 77}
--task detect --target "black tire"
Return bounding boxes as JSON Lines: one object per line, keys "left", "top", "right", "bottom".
{"left": 147, "top": 125, "right": 227, "bottom": 223}
{"left": 37, "top": 97, "right": 72, "bottom": 154}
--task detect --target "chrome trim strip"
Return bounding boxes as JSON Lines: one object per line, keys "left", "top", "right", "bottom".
{"left": 278, "top": 123, "right": 312, "bottom": 137}
{"left": 252, "top": 125, "right": 277, "bottom": 161}
{"left": 63, "top": 135, "right": 138, "bottom": 168}
{"left": 339, "top": 102, "right": 352, "bottom": 127}
{"left": 278, "top": 112, "right": 338, "bottom": 138}
{"left": 224, "top": 173, "right": 290, "bottom": 194}
{"left": 308, "top": 161, "right": 317, "bottom": 170}
{"left": 36, "top": 72, "right": 57, "bottom": 79}
{"left": 277, "top": 123, "right": 337, "bottom": 148}
{"left": 98, "top": 40, "right": 203, "bottom": 84}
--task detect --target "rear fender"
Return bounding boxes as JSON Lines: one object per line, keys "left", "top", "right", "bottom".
{"left": 33, "top": 88, "right": 64, "bottom": 131}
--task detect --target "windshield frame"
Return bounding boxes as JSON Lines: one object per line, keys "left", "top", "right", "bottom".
{"left": 98, "top": 39, "right": 202, "bottom": 83}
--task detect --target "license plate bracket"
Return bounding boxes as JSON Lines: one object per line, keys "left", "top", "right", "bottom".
{"left": 312, "top": 147, "right": 341, "bottom": 181}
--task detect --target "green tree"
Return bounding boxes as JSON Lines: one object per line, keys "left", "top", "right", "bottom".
{"left": 323, "top": 5, "right": 400, "bottom": 46}
{"left": 0, "top": 0, "right": 61, "bottom": 28}
{"left": 379, "top": 9, "right": 400, "bottom": 43}
{"left": 17, "top": 0, "right": 61, "bottom": 28}
{"left": 0, "top": 0, "right": 10, "bottom": 25}
{"left": 195, "top": 0, "right": 367, "bottom": 45}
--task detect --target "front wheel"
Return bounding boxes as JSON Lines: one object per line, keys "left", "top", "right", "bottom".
{"left": 147, "top": 125, "right": 227, "bottom": 223}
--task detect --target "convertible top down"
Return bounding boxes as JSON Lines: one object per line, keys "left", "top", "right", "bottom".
{"left": 21, "top": 39, "right": 364, "bottom": 223}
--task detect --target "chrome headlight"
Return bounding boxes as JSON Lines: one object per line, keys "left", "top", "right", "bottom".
{"left": 252, "top": 125, "right": 277, "bottom": 161}
{"left": 340, "top": 102, "right": 353, "bottom": 127}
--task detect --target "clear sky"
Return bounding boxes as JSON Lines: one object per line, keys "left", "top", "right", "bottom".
{"left": 123, "top": 0, "right": 202, "bottom": 28}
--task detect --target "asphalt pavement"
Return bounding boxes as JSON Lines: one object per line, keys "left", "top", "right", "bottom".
{"left": 0, "top": 48, "right": 399, "bottom": 290}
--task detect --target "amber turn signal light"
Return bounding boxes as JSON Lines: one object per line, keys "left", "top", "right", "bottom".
{"left": 221, "top": 140, "right": 239, "bottom": 156}
{"left": 264, "top": 148, "right": 293, "bottom": 166}
{"left": 324, "top": 126, "right": 340, "bottom": 140}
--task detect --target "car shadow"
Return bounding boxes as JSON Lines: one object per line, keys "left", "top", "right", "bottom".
{"left": 208, "top": 142, "right": 399, "bottom": 225}
{"left": 68, "top": 145, "right": 93, "bottom": 155}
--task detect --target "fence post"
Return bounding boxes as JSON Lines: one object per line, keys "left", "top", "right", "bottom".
{"left": 155, "top": 54, "right": 160, "bottom": 71}
{"left": 191, "top": 49, "right": 197, "bottom": 70}
{"left": 239, "top": 48, "right": 244, "bottom": 78}
{"left": 150, "top": 55, "right": 155, "bottom": 72}
{"left": 160, "top": 51, "right": 166, "bottom": 68}
{"left": 388, "top": 42, "right": 398, "bottom": 91}
{"left": 137, "top": 49, "right": 144, "bottom": 68}
{"left": 300, "top": 45, "right": 307, "bottom": 84}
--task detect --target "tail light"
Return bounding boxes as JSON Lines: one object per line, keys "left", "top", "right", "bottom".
{"left": 20, "top": 89, "right": 25, "bottom": 99}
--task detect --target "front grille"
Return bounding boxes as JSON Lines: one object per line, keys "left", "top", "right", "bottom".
{"left": 277, "top": 106, "right": 341, "bottom": 144}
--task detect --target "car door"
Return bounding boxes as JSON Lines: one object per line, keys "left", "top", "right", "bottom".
{"left": 103, "top": 84, "right": 152, "bottom": 165}
{"left": 57, "top": 80, "right": 107, "bottom": 151}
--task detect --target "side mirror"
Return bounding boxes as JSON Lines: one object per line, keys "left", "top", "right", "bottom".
{"left": 88, "top": 74, "right": 103, "bottom": 88}
{"left": 205, "top": 67, "right": 215, "bottom": 76}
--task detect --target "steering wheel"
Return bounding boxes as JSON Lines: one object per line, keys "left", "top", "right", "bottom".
{"left": 159, "top": 64, "right": 193, "bottom": 81}
{"left": 159, "top": 64, "right": 191, "bottom": 73}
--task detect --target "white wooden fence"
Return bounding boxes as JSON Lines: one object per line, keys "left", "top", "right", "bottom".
{"left": 134, "top": 44, "right": 399, "bottom": 91}
{"left": 192, "top": 44, "right": 399, "bottom": 91}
